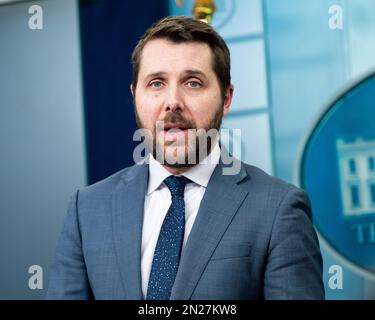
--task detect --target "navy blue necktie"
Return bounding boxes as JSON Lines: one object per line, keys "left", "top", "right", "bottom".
{"left": 146, "top": 175, "right": 190, "bottom": 300}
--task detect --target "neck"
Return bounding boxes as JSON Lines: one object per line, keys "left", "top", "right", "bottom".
{"left": 161, "top": 143, "right": 218, "bottom": 175}
{"left": 154, "top": 137, "right": 220, "bottom": 175}
{"left": 162, "top": 164, "right": 194, "bottom": 175}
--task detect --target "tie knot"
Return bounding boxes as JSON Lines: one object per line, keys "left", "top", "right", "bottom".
{"left": 164, "top": 175, "right": 190, "bottom": 197}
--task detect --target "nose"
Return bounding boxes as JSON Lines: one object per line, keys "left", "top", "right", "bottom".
{"left": 164, "top": 83, "right": 184, "bottom": 113}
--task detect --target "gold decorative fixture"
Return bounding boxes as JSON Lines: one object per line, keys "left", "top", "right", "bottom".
{"left": 175, "top": 0, "right": 216, "bottom": 24}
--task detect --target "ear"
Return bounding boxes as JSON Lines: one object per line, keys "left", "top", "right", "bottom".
{"left": 223, "top": 84, "right": 234, "bottom": 117}
{"left": 130, "top": 84, "right": 135, "bottom": 98}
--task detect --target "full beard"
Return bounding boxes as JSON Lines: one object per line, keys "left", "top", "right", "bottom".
{"left": 134, "top": 105, "right": 224, "bottom": 168}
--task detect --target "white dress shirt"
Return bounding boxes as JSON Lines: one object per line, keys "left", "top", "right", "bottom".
{"left": 141, "top": 142, "right": 221, "bottom": 298}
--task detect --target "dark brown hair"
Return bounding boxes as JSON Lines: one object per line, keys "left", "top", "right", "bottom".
{"left": 131, "top": 15, "right": 231, "bottom": 100}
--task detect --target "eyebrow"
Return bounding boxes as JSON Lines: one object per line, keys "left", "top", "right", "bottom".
{"left": 144, "top": 72, "right": 167, "bottom": 82}
{"left": 183, "top": 69, "right": 208, "bottom": 80}
{"left": 143, "top": 69, "right": 208, "bottom": 83}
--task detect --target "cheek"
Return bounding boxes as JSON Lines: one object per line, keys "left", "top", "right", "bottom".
{"left": 135, "top": 95, "right": 161, "bottom": 128}
{"left": 190, "top": 94, "right": 222, "bottom": 125}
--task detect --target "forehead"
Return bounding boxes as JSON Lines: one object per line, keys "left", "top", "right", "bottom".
{"left": 138, "top": 38, "right": 214, "bottom": 77}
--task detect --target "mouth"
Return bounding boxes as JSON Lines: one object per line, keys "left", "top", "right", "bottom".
{"left": 160, "top": 123, "right": 190, "bottom": 141}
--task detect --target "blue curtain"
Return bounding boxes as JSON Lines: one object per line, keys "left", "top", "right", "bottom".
{"left": 79, "top": 0, "right": 169, "bottom": 184}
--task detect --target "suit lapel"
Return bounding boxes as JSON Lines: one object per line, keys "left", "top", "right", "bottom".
{"left": 111, "top": 162, "right": 148, "bottom": 299}
{"left": 170, "top": 158, "right": 249, "bottom": 300}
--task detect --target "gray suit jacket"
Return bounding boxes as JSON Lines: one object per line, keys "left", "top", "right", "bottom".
{"left": 47, "top": 158, "right": 324, "bottom": 299}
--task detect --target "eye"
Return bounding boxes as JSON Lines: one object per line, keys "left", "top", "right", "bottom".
{"left": 186, "top": 80, "right": 202, "bottom": 88}
{"left": 149, "top": 80, "right": 164, "bottom": 89}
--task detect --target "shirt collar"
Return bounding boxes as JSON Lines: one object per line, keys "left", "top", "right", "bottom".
{"left": 147, "top": 140, "right": 221, "bottom": 195}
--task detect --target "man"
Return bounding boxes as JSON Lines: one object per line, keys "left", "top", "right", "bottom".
{"left": 47, "top": 16, "right": 324, "bottom": 299}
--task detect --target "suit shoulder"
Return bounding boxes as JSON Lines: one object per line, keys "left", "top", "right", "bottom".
{"left": 77, "top": 164, "right": 140, "bottom": 199}
{"left": 241, "top": 162, "right": 303, "bottom": 196}
{"left": 239, "top": 163, "right": 312, "bottom": 220}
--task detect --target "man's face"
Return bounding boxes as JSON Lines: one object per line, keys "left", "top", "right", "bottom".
{"left": 132, "top": 38, "right": 233, "bottom": 169}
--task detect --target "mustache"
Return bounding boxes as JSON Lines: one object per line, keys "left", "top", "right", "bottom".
{"left": 156, "top": 113, "right": 196, "bottom": 130}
